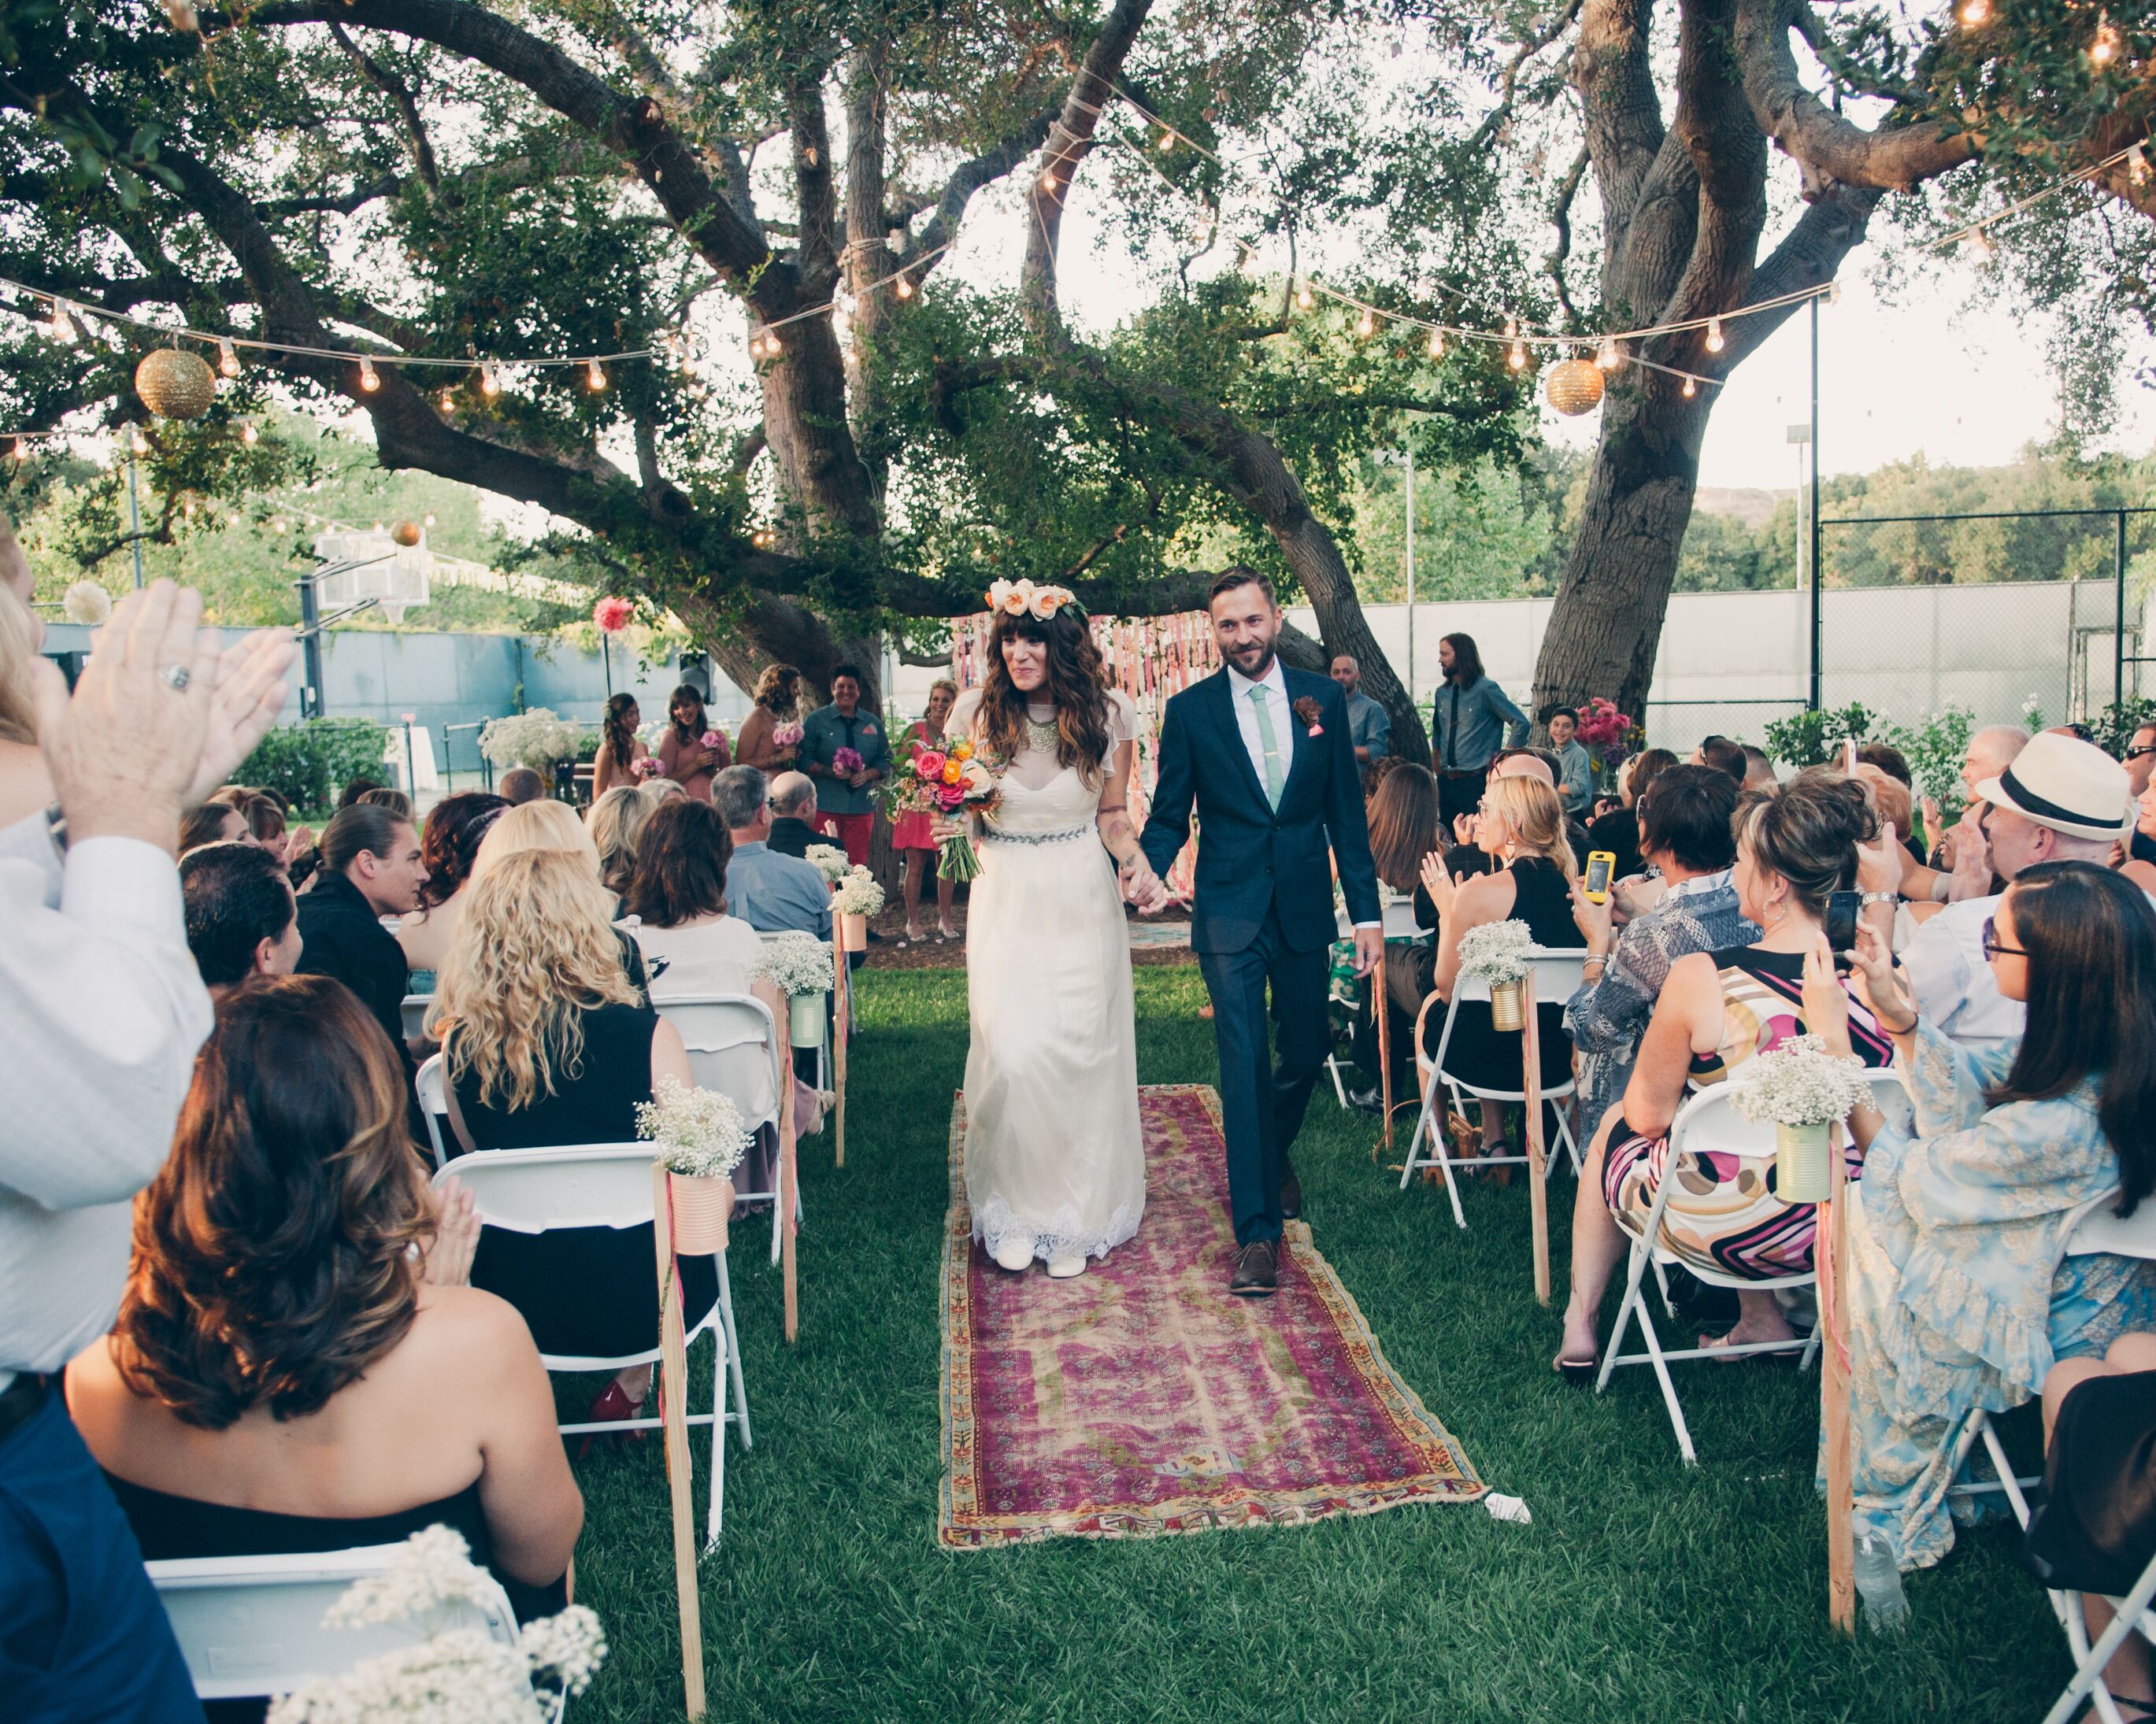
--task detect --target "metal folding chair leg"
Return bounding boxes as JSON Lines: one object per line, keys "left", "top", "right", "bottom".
{"left": 1596, "top": 1238, "right": 1700, "bottom": 1464}
{"left": 2039, "top": 1554, "right": 2156, "bottom": 1724}
{"left": 717, "top": 1254, "right": 750, "bottom": 1451}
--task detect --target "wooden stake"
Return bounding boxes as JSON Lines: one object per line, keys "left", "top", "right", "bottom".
{"left": 1521, "top": 967, "right": 1550, "bottom": 1305}
{"left": 780, "top": 1046, "right": 799, "bottom": 1345}
{"left": 1822, "top": 1122, "right": 1856, "bottom": 1633}
{"left": 1374, "top": 949, "right": 1392, "bottom": 1150}
{"left": 831, "top": 930, "right": 849, "bottom": 1168}
{"left": 649, "top": 1164, "right": 706, "bottom": 1719}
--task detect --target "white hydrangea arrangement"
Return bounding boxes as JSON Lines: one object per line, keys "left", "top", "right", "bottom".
{"left": 478, "top": 708, "right": 586, "bottom": 771}
{"left": 265, "top": 1525, "right": 606, "bottom": 1724}
{"left": 754, "top": 930, "right": 833, "bottom": 996}
{"left": 804, "top": 844, "right": 851, "bottom": 884}
{"left": 1724, "top": 1034, "right": 1874, "bottom": 1128}
{"left": 832, "top": 864, "right": 886, "bottom": 917}
{"left": 635, "top": 1075, "right": 753, "bottom": 1180}
{"left": 62, "top": 579, "right": 113, "bottom": 626}
{"left": 1454, "top": 918, "right": 1536, "bottom": 985}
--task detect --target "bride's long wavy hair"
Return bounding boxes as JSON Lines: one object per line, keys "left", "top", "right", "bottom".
{"left": 973, "top": 608, "right": 1114, "bottom": 785}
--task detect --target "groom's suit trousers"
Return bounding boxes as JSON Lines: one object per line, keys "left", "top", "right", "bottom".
{"left": 1198, "top": 901, "right": 1330, "bottom": 1247}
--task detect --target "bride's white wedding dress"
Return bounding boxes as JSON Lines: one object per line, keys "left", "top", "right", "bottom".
{"left": 954, "top": 687, "right": 1146, "bottom": 1270}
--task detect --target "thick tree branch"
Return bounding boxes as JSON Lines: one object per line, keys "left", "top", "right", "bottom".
{"left": 1573, "top": 0, "right": 1667, "bottom": 270}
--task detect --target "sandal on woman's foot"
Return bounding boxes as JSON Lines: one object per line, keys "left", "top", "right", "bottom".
{"left": 1697, "top": 1329, "right": 1799, "bottom": 1364}
{"left": 1554, "top": 1354, "right": 1598, "bottom": 1385}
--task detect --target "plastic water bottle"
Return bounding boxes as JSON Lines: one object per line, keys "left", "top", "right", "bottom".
{"left": 1855, "top": 1533, "right": 1910, "bottom": 1633}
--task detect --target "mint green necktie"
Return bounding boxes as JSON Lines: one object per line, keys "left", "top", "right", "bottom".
{"left": 1247, "top": 684, "right": 1285, "bottom": 809}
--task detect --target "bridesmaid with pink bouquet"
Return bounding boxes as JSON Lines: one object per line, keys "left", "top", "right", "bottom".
{"left": 894, "top": 678, "right": 960, "bottom": 944}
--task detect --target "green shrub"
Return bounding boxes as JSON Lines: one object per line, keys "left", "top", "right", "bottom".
{"left": 235, "top": 718, "right": 389, "bottom": 811}
{"left": 1761, "top": 702, "right": 1880, "bottom": 768}
{"left": 2091, "top": 696, "right": 2156, "bottom": 760}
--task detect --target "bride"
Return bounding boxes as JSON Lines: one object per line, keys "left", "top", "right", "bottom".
{"left": 941, "top": 580, "right": 1166, "bottom": 1278}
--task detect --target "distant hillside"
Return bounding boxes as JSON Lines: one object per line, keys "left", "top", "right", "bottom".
{"left": 1694, "top": 486, "right": 1795, "bottom": 531}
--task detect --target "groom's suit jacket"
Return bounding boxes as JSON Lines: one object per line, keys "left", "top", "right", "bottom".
{"left": 1139, "top": 665, "right": 1381, "bottom": 956}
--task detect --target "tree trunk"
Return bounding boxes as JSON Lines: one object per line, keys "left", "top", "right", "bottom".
{"left": 1529, "top": 374, "right": 1713, "bottom": 727}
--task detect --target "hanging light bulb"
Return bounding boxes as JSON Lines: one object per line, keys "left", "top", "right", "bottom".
{"left": 2093, "top": 13, "right": 2122, "bottom": 66}
{"left": 1427, "top": 327, "right": 1446, "bottom": 359}
{"left": 1967, "top": 224, "right": 1995, "bottom": 264}
{"left": 895, "top": 275, "right": 913, "bottom": 299}
{"left": 1958, "top": 0, "right": 1988, "bottom": 24}
{"left": 1704, "top": 316, "right": 1725, "bottom": 353}
{"left": 217, "top": 336, "right": 239, "bottom": 377}
{"left": 9, "top": 438, "right": 24, "bottom": 461}
{"left": 1158, "top": 129, "right": 1176, "bottom": 154}
{"left": 128, "top": 424, "right": 150, "bottom": 456}
{"left": 746, "top": 333, "right": 765, "bottom": 360}
{"left": 1681, "top": 375, "right": 1698, "bottom": 398}
{"left": 586, "top": 357, "right": 607, "bottom": 390}
{"left": 424, "top": 513, "right": 437, "bottom": 527}
{"left": 1828, "top": 280, "right": 1843, "bottom": 305}
{"left": 46, "top": 299, "right": 74, "bottom": 343}
{"left": 358, "top": 356, "right": 380, "bottom": 392}
{"left": 1505, "top": 319, "right": 1527, "bottom": 372}
{"left": 1295, "top": 278, "right": 1314, "bottom": 311}
{"left": 1598, "top": 335, "right": 1624, "bottom": 370}
{"left": 240, "top": 420, "right": 258, "bottom": 445}
{"left": 1039, "top": 166, "right": 1059, "bottom": 193}
{"left": 1356, "top": 306, "right": 1376, "bottom": 339}
{"left": 480, "top": 361, "right": 500, "bottom": 398}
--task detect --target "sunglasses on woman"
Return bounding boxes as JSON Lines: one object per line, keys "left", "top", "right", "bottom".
{"left": 1980, "top": 916, "right": 2027, "bottom": 961}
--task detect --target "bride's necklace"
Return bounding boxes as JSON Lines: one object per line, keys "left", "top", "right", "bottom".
{"left": 1023, "top": 701, "right": 1058, "bottom": 755}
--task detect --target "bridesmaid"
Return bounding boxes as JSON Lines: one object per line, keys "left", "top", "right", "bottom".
{"left": 654, "top": 685, "right": 728, "bottom": 803}
{"left": 590, "top": 693, "right": 648, "bottom": 797}
{"left": 734, "top": 664, "right": 802, "bottom": 772}
{"left": 894, "top": 679, "right": 960, "bottom": 945}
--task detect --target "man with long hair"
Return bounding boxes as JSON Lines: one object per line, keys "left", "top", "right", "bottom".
{"left": 1137, "top": 569, "right": 1381, "bottom": 1297}
{"left": 1429, "top": 631, "right": 1528, "bottom": 834}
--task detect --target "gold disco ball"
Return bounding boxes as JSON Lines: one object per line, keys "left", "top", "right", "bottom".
{"left": 134, "top": 348, "right": 217, "bottom": 420}
{"left": 390, "top": 520, "right": 424, "bottom": 547}
{"left": 1544, "top": 357, "right": 1606, "bottom": 417}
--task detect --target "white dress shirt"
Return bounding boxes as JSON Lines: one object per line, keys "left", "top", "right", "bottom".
{"left": 0, "top": 813, "right": 213, "bottom": 1387}
{"left": 1226, "top": 657, "right": 1292, "bottom": 798}
{"left": 1900, "top": 893, "right": 2024, "bottom": 1055}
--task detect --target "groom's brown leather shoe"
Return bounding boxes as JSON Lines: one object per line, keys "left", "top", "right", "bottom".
{"left": 1229, "top": 1240, "right": 1278, "bottom": 1297}
{"left": 1280, "top": 1161, "right": 1302, "bottom": 1222}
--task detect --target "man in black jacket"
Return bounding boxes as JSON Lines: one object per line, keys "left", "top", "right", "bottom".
{"left": 766, "top": 771, "right": 821, "bottom": 859}
{"left": 297, "top": 802, "right": 428, "bottom": 1055}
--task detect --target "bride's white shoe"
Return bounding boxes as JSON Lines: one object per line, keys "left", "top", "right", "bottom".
{"left": 991, "top": 1234, "right": 1035, "bottom": 1272}
{"left": 1045, "top": 1252, "right": 1087, "bottom": 1279}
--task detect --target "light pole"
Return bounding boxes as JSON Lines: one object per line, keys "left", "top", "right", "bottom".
{"left": 120, "top": 423, "right": 146, "bottom": 590}
{"left": 1376, "top": 446, "right": 1417, "bottom": 700}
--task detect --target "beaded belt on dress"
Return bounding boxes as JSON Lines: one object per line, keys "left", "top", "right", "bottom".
{"left": 979, "top": 823, "right": 1095, "bottom": 846}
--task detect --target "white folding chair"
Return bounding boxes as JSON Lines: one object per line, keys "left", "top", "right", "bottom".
{"left": 401, "top": 993, "right": 432, "bottom": 1044}
{"left": 756, "top": 928, "right": 832, "bottom": 1090}
{"left": 1399, "top": 949, "right": 1589, "bottom": 1224}
{"left": 654, "top": 993, "right": 793, "bottom": 1266}
{"left": 1594, "top": 1071, "right": 1910, "bottom": 1463}
{"left": 148, "top": 1544, "right": 519, "bottom": 1707}
{"left": 414, "top": 1052, "right": 449, "bottom": 1168}
{"left": 433, "top": 1144, "right": 746, "bottom": 1546}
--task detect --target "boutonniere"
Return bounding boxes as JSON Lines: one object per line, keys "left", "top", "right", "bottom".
{"left": 1291, "top": 696, "right": 1324, "bottom": 738}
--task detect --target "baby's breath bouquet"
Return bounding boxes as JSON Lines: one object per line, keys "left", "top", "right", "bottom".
{"left": 638, "top": 1075, "right": 752, "bottom": 1252}
{"left": 805, "top": 844, "right": 852, "bottom": 884}
{"left": 758, "top": 932, "right": 834, "bottom": 1045}
{"left": 1725, "top": 1033, "right": 1873, "bottom": 1203}
{"left": 832, "top": 864, "right": 886, "bottom": 918}
{"left": 478, "top": 708, "right": 585, "bottom": 772}
{"left": 265, "top": 1526, "right": 606, "bottom": 1724}
{"left": 1454, "top": 919, "right": 1536, "bottom": 1030}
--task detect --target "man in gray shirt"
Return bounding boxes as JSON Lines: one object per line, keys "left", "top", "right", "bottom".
{"left": 1329, "top": 654, "right": 1391, "bottom": 767}
{"left": 716, "top": 764, "right": 832, "bottom": 938}
{"left": 1546, "top": 705, "right": 1593, "bottom": 819}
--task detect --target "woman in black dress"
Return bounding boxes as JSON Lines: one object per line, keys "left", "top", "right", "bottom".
{"left": 1417, "top": 774, "right": 1586, "bottom": 1168}
{"left": 435, "top": 845, "right": 710, "bottom": 1435}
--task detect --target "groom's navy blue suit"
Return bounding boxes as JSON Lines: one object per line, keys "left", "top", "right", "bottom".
{"left": 1139, "top": 663, "right": 1380, "bottom": 1246}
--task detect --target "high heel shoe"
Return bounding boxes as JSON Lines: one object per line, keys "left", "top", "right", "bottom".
{"left": 576, "top": 1380, "right": 649, "bottom": 1458}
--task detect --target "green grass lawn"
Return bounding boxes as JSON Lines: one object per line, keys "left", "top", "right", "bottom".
{"left": 561, "top": 965, "right": 2066, "bottom": 1722}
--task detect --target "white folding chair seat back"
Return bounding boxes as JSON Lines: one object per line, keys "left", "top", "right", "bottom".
{"left": 433, "top": 1143, "right": 746, "bottom": 1544}
{"left": 148, "top": 1545, "right": 517, "bottom": 1702}
{"left": 401, "top": 993, "right": 432, "bottom": 1043}
{"left": 654, "top": 995, "right": 783, "bottom": 1134}
{"left": 414, "top": 1053, "right": 449, "bottom": 1167}
{"left": 1400, "top": 948, "right": 1588, "bottom": 1220}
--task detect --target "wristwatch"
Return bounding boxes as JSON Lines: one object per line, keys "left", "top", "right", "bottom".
{"left": 1859, "top": 891, "right": 1897, "bottom": 907}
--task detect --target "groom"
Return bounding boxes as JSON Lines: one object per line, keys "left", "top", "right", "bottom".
{"left": 1136, "top": 569, "right": 1382, "bottom": 1297}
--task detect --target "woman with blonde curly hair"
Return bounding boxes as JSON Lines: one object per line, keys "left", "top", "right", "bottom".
{"left": 734, "top": 661, "right": 803, "bottom": 771}
{"left": 434, "top": 848, "right": 709, "bottom": 1435}
{"left": 63, "top": 976, "right": 581, "bottom": 1622}
{"left": 583, "top": 782, "right": 655, "bottom": 905}
{"left": 1417, "top": 772, "right": 1587, "bottom": 1171}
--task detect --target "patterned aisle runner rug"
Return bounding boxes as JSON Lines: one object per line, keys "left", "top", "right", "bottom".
{"left": 939, "top": 1084, "right": 1484, "bottom": 1549}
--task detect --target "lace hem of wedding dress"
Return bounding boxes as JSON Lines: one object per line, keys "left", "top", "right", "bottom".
{"left": 972, "top": 1192, "right": 1142, "bottom": 1263}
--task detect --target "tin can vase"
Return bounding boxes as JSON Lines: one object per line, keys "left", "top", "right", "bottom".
{"left": 1776, "top": 1121, "right": 1833, "bottom": 1204}
{"left": 667, "top": 1172, "right": 734, "bottom": 1254}
{"left": 840, "top": 911, "right": 868, "bottom": 952}
{"left": 788, "top": 991, "right": 824, "bottom": 1048}
{"left": 1488, "top": 979, "right": 1524, "bottom": 1033}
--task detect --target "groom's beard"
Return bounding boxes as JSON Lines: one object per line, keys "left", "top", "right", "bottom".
{"left": 1224, "top": 639, "right": 1276, "bottom": 679}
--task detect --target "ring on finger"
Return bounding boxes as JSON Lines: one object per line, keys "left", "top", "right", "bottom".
{"left": 159, "top": 664, "right": 192, "bottom": 693}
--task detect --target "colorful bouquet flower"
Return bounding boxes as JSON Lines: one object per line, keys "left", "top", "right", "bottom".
{"left": 832, "top": 745, "right": 865, "bottom": 775}
{"left": 879, "top": 734, "right": 999, "bottom": 880}
{"left": 1575, "top": 697, "right": 1632, "bottom": 753}
{"left": 591, "top": 595, "right": 634, "bottom": 634}
{"left": 702, "top": 727, "right": 728, "bottom": 753}
{"left": 631, "top": 757, "right": 659, "bottom": 780}
{"left": 772, "top": 720, "right": 805, "bottom": 749}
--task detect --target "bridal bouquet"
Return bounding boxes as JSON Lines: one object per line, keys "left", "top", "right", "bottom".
{"left": 265, "top": 1526, "right": 606, "bottom": 1724}
{"left": 879, "top": 735, "right": 999, "bottom": 881}
{"left": 1725, "top": 1033, "right": 1873, "bottom": 1202}
{"left": 805, "top": 843, "right": 852, "bottom": 884}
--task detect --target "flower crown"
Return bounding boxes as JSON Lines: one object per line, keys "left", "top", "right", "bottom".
{"left": 987, "top": 578, "right": 1082, "bottom": 623}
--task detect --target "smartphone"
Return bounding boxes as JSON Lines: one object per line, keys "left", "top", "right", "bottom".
{"left": 1583, "top": 850, "right": 1617, "bottom": 904}
{"left": 1824, "top": 889, "right": 1861, "bottom": 971}
{"left": 1843, "top": 737, "right": 1860, "bottom": 775}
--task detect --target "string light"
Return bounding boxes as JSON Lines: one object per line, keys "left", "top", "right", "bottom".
{"left": 480, "top": 361, "right": 499, "bottom": 397}
{"left": 2093, "top": 13, "right": 2122, "bottom": 67}
{"left": 240, "top": 420, "right": 258, "bottom": 445}
{"left": 9, "top": 438, "right": 23, "bottom": 461}
{"left": 357, "top": 356, "right": 380, "bottom": 392}
{"left": 586, "top": 357, "right": 606, "bottom": 390}
{"left": 46, "top": 299, "right": 73, "bottom": 343}
{"left": 1356, "top": 306, "right": 1376, "bottom": 339}
{"left": 1039, "top": 167, "right": 1059, "bottom": 193}
{"left": 128, "top": 424, "right": 150, "bottom": 455}
{"left": 1958, "top": 0, "right": 1988, "bottom": 23}
{"left": 1295, "top": 278, "right": 1315, "bottom": 311}
{"left": 895, "top": 276, "right": 913, "bottom": 299}
{"left": 1682, "top": 376, "right": 1697, "bottom": 398}
{"left": 217, "top": 336, "right": 239, "bottom": 377}
{"left": 1505, "top": 318, "right": 1527, "bottom": 371}
{"left": 1158, "top": 129, "right": 1176, "bottom": 154}
{"left": 1704, "top": 316, "right": 1725, "bottom": 353}
{"left": 1967, "top": 225, "right": 1995, "bottom": 263}
{"left": 1427, "top": 327, "right": 1445, "bottom": 359}
{"left": 1598, "top": 336, "right": 1624, "bottom": 370}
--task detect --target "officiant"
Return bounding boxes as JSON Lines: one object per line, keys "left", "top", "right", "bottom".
{"left": 800, "top": 664, "right": 891, "bottom": 868}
